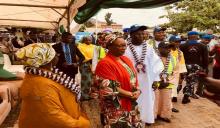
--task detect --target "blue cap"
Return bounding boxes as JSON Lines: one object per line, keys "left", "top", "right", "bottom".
{"left": 187, "top": 31, "right": 199, "bottom": 36}
{"left": 201, "top": 34, "right": 212, "bottom": 40}
{"left": 169, "top": 35, "right": 181, "bottom": 42}
{"left": 154, "top": 26, "right": 166, "bottom": 33}
{"left": 129, "top": 24, "right": 147, "bottom": 33}
{"left": 123, "top": 28, "right": 130, "bottom": 33}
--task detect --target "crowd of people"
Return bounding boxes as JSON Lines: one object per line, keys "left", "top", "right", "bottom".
{"left": 1, "top": 25, "right": 220, "bottom": 128}
{"left": 0, "top": 31, "right": 56, "bottom": 65}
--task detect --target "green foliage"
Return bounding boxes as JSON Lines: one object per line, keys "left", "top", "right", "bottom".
{"left": 105, "top": 12, "right": 114, "bottom": 26}
{"left": 79, "top": 25, "right": 86, "bottom": 32}
{"left": 162, "top": 0, "right": 220, "bottom": 33}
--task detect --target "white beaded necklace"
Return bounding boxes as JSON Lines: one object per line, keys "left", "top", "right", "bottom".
{"left": 127, "top": 38, "right": 147, "bottom": 73}
{"left": 152, "top": 40, "right": 172, "bottom": 82}
{"left": 160, "top": 53, "right": 172, "bottom": 83}
{"left": 24, "top": 66, "right": 81, "bottom": 102}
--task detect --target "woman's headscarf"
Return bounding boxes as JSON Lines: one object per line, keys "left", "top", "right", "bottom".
{"left": 15, "top": 43, "right": 55, "bottom": 67}
{"left": 81, "top": 35, "right": 92, "bottom": 44}
{"left": 103, "top": 33, "right": 122, "bottom": 48}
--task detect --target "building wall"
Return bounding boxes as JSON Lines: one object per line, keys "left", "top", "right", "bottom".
{"left": 71, "top": 22, "right": 123, "bottom": 33}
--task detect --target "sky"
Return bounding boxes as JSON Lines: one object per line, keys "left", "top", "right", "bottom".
{"left": 93, "top": 7, "right": 169, "bottom": 28}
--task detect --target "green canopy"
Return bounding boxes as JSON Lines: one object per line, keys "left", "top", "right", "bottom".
{"left": 74, "top": 0, "right": 180, "bottom": 24}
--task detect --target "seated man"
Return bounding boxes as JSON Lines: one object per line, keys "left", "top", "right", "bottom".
{"left": 0, "top": 51, "right": 23, "bottom": 107}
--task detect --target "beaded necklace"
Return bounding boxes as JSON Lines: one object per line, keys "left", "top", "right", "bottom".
{"left": 127, "top": 38, "right": 147, "bottom": 73}
{"left": 160, "top": 53, "right": 172, "bottom": 83}
{"left": 24, "top": 66, "right": 81, "bottom": 102}
{"left": 152, "top": 40, "right": 172, "bottom": 82}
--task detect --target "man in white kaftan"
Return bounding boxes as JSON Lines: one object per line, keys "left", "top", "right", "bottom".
{"left": 124, "top": 25, "right": 164, "bottom": 124}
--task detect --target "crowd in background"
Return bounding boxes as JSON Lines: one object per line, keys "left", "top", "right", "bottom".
{"left": 1, "top": 26, "right": 220, "bottom": 128}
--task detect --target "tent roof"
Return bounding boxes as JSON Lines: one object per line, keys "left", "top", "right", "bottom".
{"left": 74, "top": 0, "right": 180, "bottom": 24}
{"left": 0, "top": 0, "right": 85, "bottom": 29}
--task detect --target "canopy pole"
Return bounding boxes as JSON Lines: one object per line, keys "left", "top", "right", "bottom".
{"left": 0, "top": 3, "right": 67, "bottom": 9}
{"left": 67, "top": 6, "right": 70, "bottom": 32}
{"left": 0, "top": 18, "right": 58, "bottom": 23}
{"left": 58, "top": 0, "right": 75, "bottom": 32}
{"left": 95, "top": 14, "right": 98, "bottom": 44}
{"left": 52, "top": 8, "right": 67, "bottom": 19}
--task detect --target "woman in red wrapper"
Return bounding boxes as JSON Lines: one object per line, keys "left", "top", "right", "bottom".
{"left": 92, "top": 34, "right": 142, "bottom": 128}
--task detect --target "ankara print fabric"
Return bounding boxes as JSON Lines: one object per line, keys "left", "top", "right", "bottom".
{"left": 91, "top": 76, "right": 142, "bottom": 128}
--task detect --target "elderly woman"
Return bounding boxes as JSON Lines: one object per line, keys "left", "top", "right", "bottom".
{"left": 16, "top": 43, "right": 90, "bottom": 128}
{"left": 77, "top": 36, "right": 96, "bottom": 100}
{"left": 93, "top": 34, "right": 142, "bottom": 127}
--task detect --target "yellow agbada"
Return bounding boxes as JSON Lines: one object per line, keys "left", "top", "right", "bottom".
{"left": 77, "top": 43, "right": 95, "bottom": 62}
{"left": 19, "top": 74, "right": 90, "bottom": 128}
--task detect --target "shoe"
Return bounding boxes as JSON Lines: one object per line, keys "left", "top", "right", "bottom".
{"left": 157, "top": 116, "right": 171, "bottom": 123}
{"left": 172, "top": 108, "right": 179, "bottom": 113}
{"left": 182, "top": 95, "right": 191, "bottom": 104}
{"left": 172, "top": 97, "right": 177, "bottom": 102}
{"left": 191, "top": 94, "right": 199, "bottom": 99}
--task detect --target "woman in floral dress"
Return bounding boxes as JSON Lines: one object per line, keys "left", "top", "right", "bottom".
{"left": 92, "top": 34, "right": 142, "bottom": 128}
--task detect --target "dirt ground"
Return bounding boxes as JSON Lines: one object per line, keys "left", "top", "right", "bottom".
{"left": 1, "top": 64, "right": 220, "bottom": 128}
{"left": 1, "top": 94, "right": 220, "bottom": 128}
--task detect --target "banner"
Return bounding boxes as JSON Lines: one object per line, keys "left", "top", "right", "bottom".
{"left": 75, "top": 32, "right": 91, "bottom": 43}
{"left": 74, "top": 0, "right": 180, "bottom": 24}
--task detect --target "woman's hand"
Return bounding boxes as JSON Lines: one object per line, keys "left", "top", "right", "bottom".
{"left": 116, "top": 87, "right": 141, "bottom": 99}
{"left": 131, "top": 90, "right": 141, "bottom": 99}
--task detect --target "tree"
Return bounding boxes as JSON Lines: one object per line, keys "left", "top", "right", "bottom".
{"left": 105, "top": 12, "right": 114, "bottom": 26}
{"left": 79, "top": 25, "right": 86, "bottom": 32}
{"left": 161, "top": 0, "right": 220, "bottom": 33}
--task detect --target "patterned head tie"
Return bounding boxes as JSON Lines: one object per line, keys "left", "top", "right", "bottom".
{"left": 104, "top": 34, "right": 122, "bottom": 47}
{"left": 15, "top": 43, "right": 56, "bottom": 67}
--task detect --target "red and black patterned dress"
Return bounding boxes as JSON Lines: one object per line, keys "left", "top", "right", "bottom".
{"left": 92, "top": 54, "right": 142, "bottom": 128}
